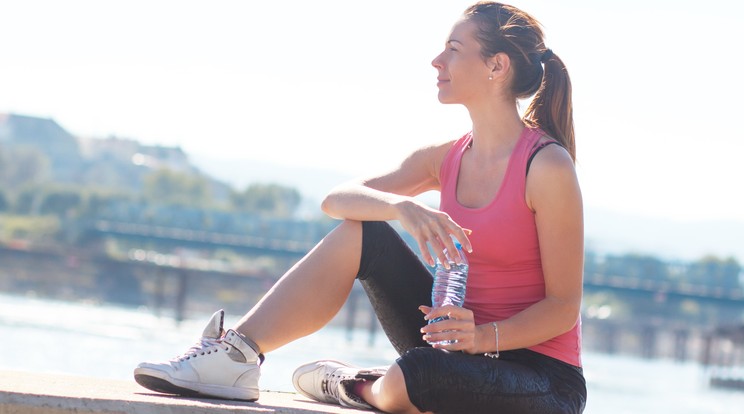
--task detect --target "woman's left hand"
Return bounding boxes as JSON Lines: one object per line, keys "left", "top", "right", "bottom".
{"left": 419, "top": 305, "right": 481, "bottom": 354}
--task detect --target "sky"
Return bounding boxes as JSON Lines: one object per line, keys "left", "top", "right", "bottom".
{"left": 1, "top": 0, "right": 743, "bottom": 229}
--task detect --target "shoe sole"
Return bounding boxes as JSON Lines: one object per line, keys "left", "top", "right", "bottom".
{"left": 134, "top": 368, "right": 259, "bottom": 402}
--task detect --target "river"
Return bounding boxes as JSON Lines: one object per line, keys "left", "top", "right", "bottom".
{"left": 0, "top": 293, "right": 741, "bottom": 413}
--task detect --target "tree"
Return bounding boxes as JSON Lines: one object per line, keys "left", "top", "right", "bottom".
{"left": 84, "top": 191, "right": 135, "bottom": 218}
{"left": 602, "top": 253, "right": 670, "bottom": 281}
{"left": 685, "top": 256, "right": 742, "bottom": 289}
{"left": 39, "top": 187, "right": 83, "bottom": 217}
{"left": 230, "top": 183, "right": 301, "bottom": 218}
{"left": 143, "top": 168, "right": 212, "bottom": 207}
{"left": 0, "top": 190, "right": 8, "bottom": 212}
{"left": 0, "top": 146, "right": 50, "bottom": 188}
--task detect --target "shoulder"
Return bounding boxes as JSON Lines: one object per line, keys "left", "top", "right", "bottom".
{"left": 525, "top": 140, "right": 581, "bottom": 212}
{"left": 529, "top": 139, "right": 574, "bottom": 173}
{"left": 402, "top": 137, "right": 461, "bottom": 173}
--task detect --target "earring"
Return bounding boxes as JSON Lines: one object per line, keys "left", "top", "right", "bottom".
{"left": 488, "top": 74, "right": 493, "bottom": 80}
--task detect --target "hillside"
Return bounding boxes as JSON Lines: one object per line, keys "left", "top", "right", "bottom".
{"left": 0, "top": 112, "right": 232, "bottom": 199}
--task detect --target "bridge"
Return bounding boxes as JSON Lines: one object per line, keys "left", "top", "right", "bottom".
{"left": 7, "top": 219, "right": 742, "bottom": 363}
{"left": 80, "top": 220, "right": 317, "bottom": 258}
{"left": 82, "top": 219, "right": 744, "bottom": 305}
{"left": 583, "top": 272, "right": 744, "bottom": 304}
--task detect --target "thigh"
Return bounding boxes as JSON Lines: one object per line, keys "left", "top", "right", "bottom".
{"left": 357, "top": 221, "right": 433, "bottom": 355}
{"left": 397, "top": 348, "right": 587, "bottom": 414}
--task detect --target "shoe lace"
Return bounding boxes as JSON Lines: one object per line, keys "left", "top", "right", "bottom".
{"left": 320, "top": 370, "right": 353, "bottom": 402}
{"left": 175, "top": 336, "right": 227, "bottom": 362}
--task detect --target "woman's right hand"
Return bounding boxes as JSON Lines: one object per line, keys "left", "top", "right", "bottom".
{"left": 395, "top": 198, "right": 472, "bottom": 267}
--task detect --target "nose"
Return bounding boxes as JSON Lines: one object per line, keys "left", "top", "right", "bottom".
{"left": 431, "top": 51, "right": 444, "bottom": 70}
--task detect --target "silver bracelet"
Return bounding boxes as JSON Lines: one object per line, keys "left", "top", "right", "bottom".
{"left": 484, "top": 321, "right": 499, "bottom": 359}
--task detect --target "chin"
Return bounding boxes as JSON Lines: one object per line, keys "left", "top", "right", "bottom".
{"left": 437, "top": 95, "right": 459, "bottom": 105}
{"left": 437, "top": 91, "right": 453, "bottom": 104}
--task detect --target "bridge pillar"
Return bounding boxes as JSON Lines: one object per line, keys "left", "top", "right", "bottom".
{"left": 600, "top": 323, "right": 618, "bottom": 354}
{"left": 640, "top": 325, "right": 657, "bottom": 359}
{"left": 153, "top": 268, "right": 166, "bottom": 317}
{"left": 174, "top": 270, "right": 188, "bottom": 323}
{"left": 673, "top": 329, "right": 690, "bottom": 362}
{"left": 368, "top": 307, "right": 378, "bottom": 347}
{"left": 345, "top": 289, "right": 359, "bottom": 342}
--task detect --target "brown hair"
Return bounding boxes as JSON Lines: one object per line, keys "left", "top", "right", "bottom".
{"left": 463, "top": 2, "right": 575, "bottom": 161}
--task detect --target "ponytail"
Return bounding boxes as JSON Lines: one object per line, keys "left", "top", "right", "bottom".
{"left": 523, "top": 52, "right": 575, "bottom": 161}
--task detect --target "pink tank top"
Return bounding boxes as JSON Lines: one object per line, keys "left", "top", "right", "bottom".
{"left": 439, "top": 127, "right": 582, "bottom": 367}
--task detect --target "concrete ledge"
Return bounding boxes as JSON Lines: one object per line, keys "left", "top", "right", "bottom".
{"left": 0, "top": 371, "right": 380, "bottom": 414}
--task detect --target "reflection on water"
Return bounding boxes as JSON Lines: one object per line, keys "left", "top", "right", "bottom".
{"left": 1, "top": 293, "right": 742, "bottom": 414}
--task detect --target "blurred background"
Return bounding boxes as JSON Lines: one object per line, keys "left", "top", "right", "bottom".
{"left": 1, "top": 0, "right": 743, "bottom": 412}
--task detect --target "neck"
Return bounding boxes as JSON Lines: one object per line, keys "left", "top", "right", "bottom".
{"left": 466, "top": 99, "right": 524, "bottom": 155}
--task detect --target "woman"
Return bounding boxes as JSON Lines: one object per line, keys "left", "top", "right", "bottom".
{"left": 134, "top": 2, "right": 587, "bottom": 413}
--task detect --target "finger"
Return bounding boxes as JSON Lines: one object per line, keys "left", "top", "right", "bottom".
{"left": 429, "top": 236, "right": 451, "bottom": 269}
{"left": 444, "top": 223, "right": 472, "bottom": 258}
{"left": 416, "top": 238, "right": 435, "bottom": 267}
{"left": 455, "top": 227, "right": 473, "bottom": 254}
{"left": 422, "top": 306, "right": 451, "bottom": 322}
{"left": 441, "top": 304, "right": 474, "bottom": 318}
{"left": 423, "top": 330, "right": 455, "bottom": 345}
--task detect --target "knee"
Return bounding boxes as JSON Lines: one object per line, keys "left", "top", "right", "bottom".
{"left": 336, "top": 219, "right": 362, "bottom": 233}
{"left": 326, "top": 219, "right": 362, "bottom": 241}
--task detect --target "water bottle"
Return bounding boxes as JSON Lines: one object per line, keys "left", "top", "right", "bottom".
{"left": 427, "top": 241, "right": 469, "bottom": 345}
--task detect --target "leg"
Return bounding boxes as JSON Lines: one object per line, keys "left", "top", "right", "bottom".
{"left": 234, "top": 220, "right": 363, "bottom": 353}
{"left": 293, "top": 222, "right": 436, "bottom": 411}
{"left": 359, "top": 363, "right": 431, "bottom": 414}
{"left": 356, "top": 221, "right": 433, "bottom": 355}
{"left": 134, "top": 220, "right": 365, "bottom": 401}
{"left": 395, "top": 348, "right": 587, "bottom": 414}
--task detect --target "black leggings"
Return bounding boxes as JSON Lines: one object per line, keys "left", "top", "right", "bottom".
{"left": 356, "top": 221, "right": 587, "bottom": 414}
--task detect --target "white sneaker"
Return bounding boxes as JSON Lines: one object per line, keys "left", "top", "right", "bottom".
{"left": 134, "top": 309, "right": 262, "bottom": 401}
{"left": 292, "top": 360, "right": 387, "bottom": 409}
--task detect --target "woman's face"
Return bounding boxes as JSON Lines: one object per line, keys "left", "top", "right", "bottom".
{"left": 431, "top": 19, "right": 492, "bottom": 105}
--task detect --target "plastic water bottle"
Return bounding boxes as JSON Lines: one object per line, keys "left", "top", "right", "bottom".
{"left": 427, "top": 241, "right": 469, "bottom": 345}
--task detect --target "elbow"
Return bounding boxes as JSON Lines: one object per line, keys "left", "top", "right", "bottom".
{"left": 321, "top": 187, "right": 347, "bottom": 219}
{"left": 565, "top": 304, "right": 582, "bottom": 333}
{"left": 320, "top": 193, "right": 337, "bottom": 218}
{"left": 564, "top": 304, "right": 582, "bottom": 332}
{"left": 552, "top": 297, "right": 582, "bottom": 335}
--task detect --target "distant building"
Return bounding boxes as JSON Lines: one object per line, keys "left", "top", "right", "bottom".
{"left": 0, "top": 113, "right": 82, "bottom": 181}
{"left": 79, "top": 134, "right": 195, "bottom": 174}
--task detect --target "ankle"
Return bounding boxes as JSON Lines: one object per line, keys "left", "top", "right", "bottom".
{"left": 224, "top": 330, "right": 265, "bottom": 364}
{"left": 232, "top": 330, "right": 262, "bottom": 356}
{"left": 352, "top": 379, "right": 369, "bottom": 399}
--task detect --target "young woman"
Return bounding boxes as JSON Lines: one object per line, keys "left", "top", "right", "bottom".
{"left": 134, "top": 2, "right": 587, "bottom": 413}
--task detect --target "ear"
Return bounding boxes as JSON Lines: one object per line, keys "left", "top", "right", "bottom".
{"left": 488, "top": 53, "right": 511, "bottom": 80}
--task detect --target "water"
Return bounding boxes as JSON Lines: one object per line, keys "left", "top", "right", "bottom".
{"left": 1, "top": 293, "right": 743, "bottom": 413}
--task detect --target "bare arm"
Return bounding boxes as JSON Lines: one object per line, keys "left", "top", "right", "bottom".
{"left": 321, "top": 142, "right": 472, "bottom": 266}
{"left": 489, "top": 144, "right": 584, "bottom": 351}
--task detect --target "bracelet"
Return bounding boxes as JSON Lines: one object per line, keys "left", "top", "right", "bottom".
{"left": 484, "top": 321, "right": 499, "bottom": 359}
